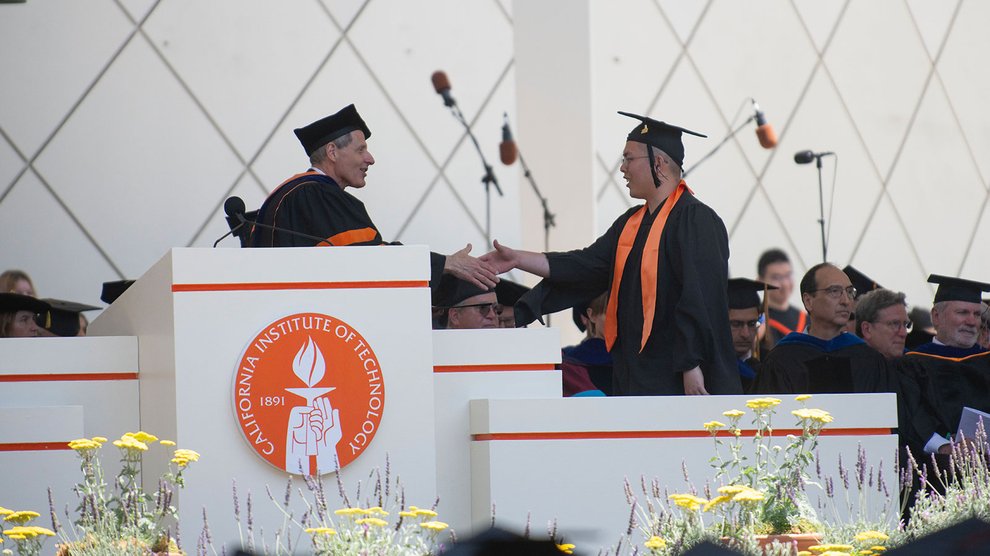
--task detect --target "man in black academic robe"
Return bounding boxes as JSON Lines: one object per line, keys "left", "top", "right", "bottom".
{"left": 250, "top": 104, "right": 496, "bottom": 289}
{"left": 751, "top": 263, "right": 892, "bottom": 395}
{"left": 481, "top": 112, "right": 740, "bottom": 396}
{"left": 726, "top": 278, "right": 776, "bottom": 393}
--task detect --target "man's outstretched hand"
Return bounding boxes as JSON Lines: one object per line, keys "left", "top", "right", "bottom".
{"left": 479, "top": 240, "right": 520, "bottom": 275}
{"left": 445, "top": 243, "right": 499, "bottom": 289}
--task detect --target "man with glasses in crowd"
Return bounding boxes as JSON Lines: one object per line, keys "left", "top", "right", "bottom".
{"left": 432, "top": 275, "right": 500, "bottom": 330}
{"left": 855, "top": 289, "right": 911, "bottom": 360}
{"left": 726, "top": 278, "right": 777, "bottom": 392}
{"left": 751, "top": 263, "right": 890, "bottom": 394}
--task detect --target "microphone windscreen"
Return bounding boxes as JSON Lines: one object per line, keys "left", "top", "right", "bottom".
{"left": 499, "top": 140, "right": 517, "bottom": 166}
{"left": 794, "top": 150, "right": 815, "bottom": 164}
{"left": 431, "top": 71, "right": 451, "bottom": 93}
{"left": 224, "top": 196, "right": 246, "bottom": 217}
{"left": 756, "top": 124, "right": 777, "bottom": 149}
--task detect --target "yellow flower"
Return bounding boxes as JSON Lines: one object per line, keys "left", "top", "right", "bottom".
{"left": 795, "top": 394, "right": 813, "bottom": 402}
{"left": 557, "top": 543, "right": 575, "bottom": 554}
{"left": 668, "top": 493, "right": 707, "bottom": 512}
{"left": 797, "top": 552, "right": 812, "bottom": 556}
{"left": 870, "top": 546, "right": 887, "bottom": 552}
{"left": 3, "top": 511, "right": 40, "bottom": 525}
{"left": 731, "top": 489, "right": 764, "bottom": 503}
{"left": 0, "top": 508, "right": 11, "bottom": 516}
{"left": 703, "top": 495, "right": 732, "bottom": 512}
{"left": 334, "top": 508, "right": 367, "bottom": 516}
{"left": 723, "top": 409, "right": 745, "bottom": 418}
{"left": 717, "top": 485, "right": 747, "bottom": 494}
{"left": 365, "top": 506, "right": 389, "bottom": 516}
{"left": 703, "top": 420, "right": 726, "bottom": 431}
{"left": 414, "top": 508, "right": 438, "bottom": 518}
{"left": 124, "top": 431, "right": 158, "bottom": 443}
{"left": 92, "top": 436, "right": 108, "bottom": 443}
{"left": 808, "top": 545, "right": 854, "bottom": 553}
{"left": 355, "top": 517, "right": 388, "bottom": 527}
{"left": 68, "top": 439, "right": 100, "bottom": 451}
{"left": 732, "top": 428, "right": 742, "bottom": 437}
{"left": 860, "top": 551, "right": 873, "bottom": 556}
{"left": 746, "top": 397, "right": 782, "bottom": 409}
{"left": 399, "top": 511, "right": 417, "bottom": 518}
{"left": 304, "top": 527, "right": 337, "bottom": 535}
{"left": 420, "top": 521, "right": 449, "bottom": 531}
{"left": 4, "top": 535, "right": 25, "bottom": 541}
{"left": 173, "top": 448, "right": 200, "bottom": 461}
{"left": 113, "top": 435, "right": 148, "bottom": 452}
{"left": 160, "top": 440, "right": 176, "bottom": 446}
{"left": 792, "top": 408, "right": 834, "bottom": 424}
{"left": 853, "top": 531, "right": 888, "bottom": 543}
{"left": 644, "top": 536, "right": 667, "bottom": 550}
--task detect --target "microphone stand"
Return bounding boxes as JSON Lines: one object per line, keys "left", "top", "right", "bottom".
{"left": 516, "top": 149, "right": 556, "bottom": 252}
{"left": 443, "top": 104, "right": 503, "bottom": 245}
{"left": 814, "top": 155, "right": 827, "bottom": 263}
{"left": 682, "top": 115, "right": 755, "bottom": 178}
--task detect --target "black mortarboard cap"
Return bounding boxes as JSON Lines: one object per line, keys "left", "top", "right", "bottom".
{"left": 843, "top": 265, "right": 882, "bottom": 298}
{"left": 494, "top": 280, "right": 529, "bottom": 307}
{"left": 40, "top": 298, "right": 100, "bottom": 337}
{"left": 572, "top": 301, "right": 589, "bottom": 332}
{"left": 727, "top": 278, "right": 777, "bottom": 310}
{"left": 884, "top": 517, "right": 990, "bottom": 555}
{"left": 0, "top": 293, "right": 50, "bottom": 315}
{"left": 928, "top": 274, "right": 990, "bottom": 304}
{"left": 443, "top": 527, "right": 565, "bottom": 556}
{"left": 618, "top": 111, "right": 706, "bottom": 168}
{"left": 101, "top": 280, "right": 134, "bottom": 304}
{"left": 432, "top": 274, "right": 493, "bottom": 308}
{"left": 294, "top": 104, "right": 371, "bottom": 157}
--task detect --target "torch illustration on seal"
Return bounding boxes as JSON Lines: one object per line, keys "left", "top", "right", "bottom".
{"left": 285, "top": 336, "right": 342, "bottom": 474}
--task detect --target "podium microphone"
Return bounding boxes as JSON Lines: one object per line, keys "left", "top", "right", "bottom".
{"left": 499, "top": 113, "right": 517, "bottom": 166}
{"left": 431, "top": 71, "right": 456, "bottom": 107}
{"left": 215, "top": 196, "right": 332, "bottom": 247}
{"left": 752, "top": 99, "right": 777, "bottom": 149}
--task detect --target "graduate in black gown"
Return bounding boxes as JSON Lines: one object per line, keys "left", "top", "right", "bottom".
{"left": 481, "top": 112, "right": 740, "bottom": 396}
{"left": 751, "top": 263, "right": 892, "bottom": 394}
{"left": 727, "top": 278, "right": 776, "bottom": 393}
{"left": 907, "top": 274, "right": 990, "bottom": 358}
{"left": 250, "top": 104, "right": 497, "bottom": 290}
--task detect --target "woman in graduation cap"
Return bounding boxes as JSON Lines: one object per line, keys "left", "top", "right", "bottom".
{"left": 482, "top": 112, "right": 740, "bottom": 396}
{"left": 0, "top": 293, "right": 50, "bottom": 338}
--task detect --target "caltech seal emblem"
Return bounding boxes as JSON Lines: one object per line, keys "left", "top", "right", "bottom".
{"left": 233, "top": 313, "right": 385, "bottom": 475}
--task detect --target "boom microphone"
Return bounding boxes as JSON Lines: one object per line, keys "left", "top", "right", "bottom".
{"left": 752, "top": 99, "right": 777, "bottom": 149}
{"left": 431, "top": 71, "right": 456, "bottom": 107}
{"left": 499, "top": 113, "right": 517, "bottom": 166}
{"left": 794, "top": 150, "right": 835, "bottom": 164}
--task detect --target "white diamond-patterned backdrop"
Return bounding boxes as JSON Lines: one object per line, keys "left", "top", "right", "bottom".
{"left": 0, "top": 0, "right": 987, "bottom": 323}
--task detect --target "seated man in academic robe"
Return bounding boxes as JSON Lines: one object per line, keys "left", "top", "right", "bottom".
{"left": 250, "top": 104, "right": 497, "bottom": 290}
{"left": 726, "top": 278, "right": 776, "bottom": 393}
{"left": 432, "top": 275, "right": 499, "bottom": 330}
{"left": 751, "top": 263, "right": 891, "bottom": 395}
{"left": 896, "top": 274, "right": 990, "bottom": 457}
{"left": 855, "top": 288, "right": 910, "bottom": 360}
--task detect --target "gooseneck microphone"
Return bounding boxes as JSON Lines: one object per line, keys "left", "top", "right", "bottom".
{"left": 214, "top": 196, "right": 332, "bottom": 247}
{"left": 431, "top": 71, "right": 456, "bottom": 107}
{"left": 752, "top": 99, "right": 777, "bottom": 149}
{"left": 499, "top": 113, "right": 518, "bottom": 166}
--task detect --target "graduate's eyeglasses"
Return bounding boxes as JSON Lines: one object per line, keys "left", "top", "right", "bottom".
{"left": 873, "top": 319, "right": 913, "bottom": 332}
{"left": 455, "top": 302, "right": 503, "bottom": 316}
{"left": 728, "top": 319, "right": 761, "bottom": 331}
{"left": 811, "top": 285, "right": 857, "bottom": 299}
{"left": 620, "top": 155, "right": 651, "bottom": 164}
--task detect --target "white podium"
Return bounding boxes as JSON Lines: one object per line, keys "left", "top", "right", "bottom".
{"left": 91, "top": 246, "right": 438, "bottom": 549}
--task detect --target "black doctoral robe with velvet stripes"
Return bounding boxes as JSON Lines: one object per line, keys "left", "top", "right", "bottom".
{"left": 251, "top": 171, "right": 445, "bottom": 284}
{"left": 515, "top": 190, "right": 740, "bottom": 396}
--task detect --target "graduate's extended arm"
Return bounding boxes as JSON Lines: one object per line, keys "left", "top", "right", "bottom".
{"left": 479, "top": 240, "right": 550, "bottom": 278}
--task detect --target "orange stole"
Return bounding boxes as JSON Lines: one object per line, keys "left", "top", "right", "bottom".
{"left": 604, "top": 181, "right": 688, "bottom": 352}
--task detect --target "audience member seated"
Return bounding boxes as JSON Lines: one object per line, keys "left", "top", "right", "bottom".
{"left": 0, "top": 293, "right": 50, "bottom": 338}
{"left": 757, "top": 249, "right": 806, "bottom": 348}
{"left": 895, "top": 275, "right": 990, "bottom": 458}
{"left": 751, "top": 263, "right": 890, "bottom": 394}
{"left": 727, "top": 278, "right": 776, "bottom": 392}
{"left": 981, "top": 299, "right": 989, "bottom": 350}
{"left": 855, "top": 289, "right": 910, "bottom": 360}
{"left": 494, "top": 280, "right": 530, "bottom": 329}
{"left": 0, "top": 269, "right": 37, "bottom": 297}
{"left": 561, "top": 292, "right": 611, "bottom": 397}
{"left": 432, "top": 275, "right": 499, "bottom": 330}
{"left": 41, "top": 299, "right": 100, "bottom": 337}
{"left": 909, "top": 274, "right": 990, "bottom": 358}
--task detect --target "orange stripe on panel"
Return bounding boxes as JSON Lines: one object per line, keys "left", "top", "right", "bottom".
{"left": 0, "top": 372, "right": 138, "bottom": 383}
{"left": 472, "top": 427, "right": 892, "bottom": 441}
{"left": 328, "top": 227, "right": 378, "bottom": 246}
{"left": 0, "top": 442, "right": 73, "bottom": 452}
{"left": 433, "top": 364, "right": 558, "bottom": 373}
{"left": 172, "top": 281, "right": 428, "bottom": 292}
